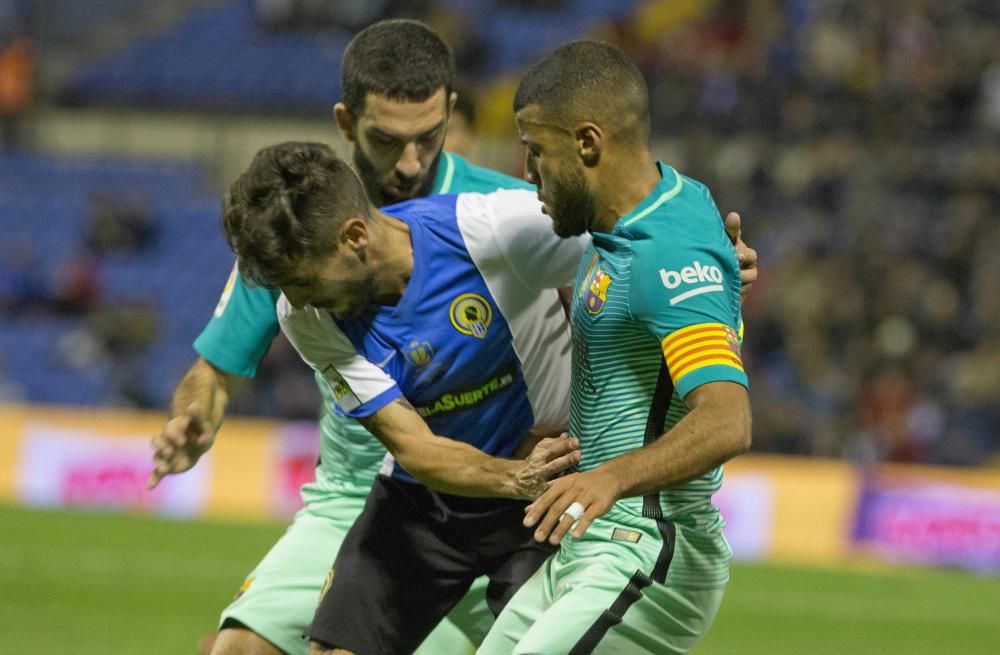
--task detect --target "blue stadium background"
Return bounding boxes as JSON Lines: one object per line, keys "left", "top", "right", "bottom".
{"left": 1, "top": 0, "right": 999, "bottom": 466}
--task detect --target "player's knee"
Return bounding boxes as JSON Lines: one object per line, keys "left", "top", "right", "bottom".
{"left": 210, "top": 626, "right": 283, "bottom": 655}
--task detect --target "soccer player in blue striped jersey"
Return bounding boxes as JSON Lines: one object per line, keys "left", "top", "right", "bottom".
{"left": 480, "top": 41, "right": 752, "bottom": 655}
{"left": 149, "top": 22, "right": 759, "bottom": 655}
{"left": 221, "top": 141, "right": 587, "bottom": 654}
{"left": 148, "top": 20, "right": 539, "bottom": 655}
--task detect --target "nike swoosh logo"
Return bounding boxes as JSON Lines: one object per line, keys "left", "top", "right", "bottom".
{"left": 375, "top": 351, "right": 396, "bottom": 368}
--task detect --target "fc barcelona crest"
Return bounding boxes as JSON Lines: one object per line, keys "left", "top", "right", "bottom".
{"left": 724, "top": 326, "right": 741, "bottom": 359}
{"left": 585, "top": 268, "right": 613, "bottom": 315}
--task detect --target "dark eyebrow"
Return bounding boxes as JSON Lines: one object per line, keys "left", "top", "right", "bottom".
{"left": 366, "top": 120, "right": 446, "bottom": 143}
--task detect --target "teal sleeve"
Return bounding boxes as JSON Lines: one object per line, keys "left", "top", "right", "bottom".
{"left": 438, "top": 152, "right": 534, "bottom": 194}
{"left": 193, "top": 263, "right": 281, "bottom": 377}
{"left": 628, "top": 207, "right": 747, "bottom": 399}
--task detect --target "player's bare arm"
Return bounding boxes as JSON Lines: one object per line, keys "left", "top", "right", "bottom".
{"left": 148, "top": 357, "right": 240, "bottom": 489}
{"left": 361, "top": 398, "right": 580, "bottom": 499}
{"left": 524, "top": 381, "right": 751, "bottom": 544}
{"left": 724, "top": 211, "right": 759, "bottom": 298}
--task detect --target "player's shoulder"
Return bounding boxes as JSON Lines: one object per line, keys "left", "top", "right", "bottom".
{"left": 456, "top": 186, "right": 539, "bottom": 223}
{"left": 383, "top": 194, "right": 460, "bottom": 230}
{"left": 213, "top": 262, "right": 282, "bottom": 317}
{"left": 454, "top": 187, "right": 555, "bottom": 256}
{"left": 622, "top": 168, "right": 736, "bottom": 293}
{"left": 274, "top": 293, "right": 338, "bottom": 329}
{"left": 621, "top": 169, "right": 728, "bottom": 260}
{"left": 454, "top": 187, "right": 584, "bottom": 286}
{"left": 274, "top": 292, "right": 302, "bottom": 322}
{"left": 444, "top": 152, "right": 534, "bottom": 193}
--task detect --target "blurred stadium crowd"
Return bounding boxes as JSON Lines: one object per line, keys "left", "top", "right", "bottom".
{"left": 1, "top": 0, "right": 998, "bottom": 466}
{"left": 614, "top": 1, "right": 1000, "bottom": 466}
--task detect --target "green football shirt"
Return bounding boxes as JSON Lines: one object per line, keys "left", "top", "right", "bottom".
{"left": 568, "top": 161, "right": 747, "bottom": 586}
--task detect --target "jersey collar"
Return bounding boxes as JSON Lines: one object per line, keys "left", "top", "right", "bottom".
{"left": 615, "top": 161, "right": 683, "bottom": 232}
{"left": 431, "top": 152, "right": 457, "bottom": 194}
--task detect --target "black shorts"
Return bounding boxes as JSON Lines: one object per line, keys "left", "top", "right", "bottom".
{"left": 307, "top": 474, "right": 556, "bottom": 654}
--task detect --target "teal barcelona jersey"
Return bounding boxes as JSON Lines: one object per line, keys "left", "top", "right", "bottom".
{"left": 194, "top": 152, "right": 532, "bottom": 496}
{"left": 569, "top": 162, "right": 747, "bottom": 585}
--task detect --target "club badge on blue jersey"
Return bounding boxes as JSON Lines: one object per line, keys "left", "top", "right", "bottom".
{"left": 449, "top": 293, "right": 492, "bottom": 339}
{"left": 403, "top": 340, "right": 434, "bottom": 367}
{"left": 585, "top": 268, "right": 613, "bottom": 315}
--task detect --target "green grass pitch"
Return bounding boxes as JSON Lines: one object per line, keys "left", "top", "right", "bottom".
{"left": 2, "top": 505, "right": 998, "bottom": 654}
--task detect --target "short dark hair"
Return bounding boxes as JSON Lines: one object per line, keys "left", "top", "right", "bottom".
{"left": 341, "top": 19, "right": 455, "bottom": 117}
{"left": 222, "top": 141, "right": 370, "bottom": 288}
{"left": 514, "top": 40, "right": 650, "bottom": 144}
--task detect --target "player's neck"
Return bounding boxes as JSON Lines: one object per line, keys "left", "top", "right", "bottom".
{"left": 367, "top": 211, "right": 414, "bottom": 304}
{"left": 591, "top": 151, "right": 660, "bottom": 233}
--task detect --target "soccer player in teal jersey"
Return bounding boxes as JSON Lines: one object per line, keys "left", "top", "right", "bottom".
{"left": 480, "top": 41, "right": 752, "bottom": 655}
{"left": 150, "top": 23, "right": 758, "bottom": 655}
{"left": 148, "top": 21, "right": 539, "bottom": 655}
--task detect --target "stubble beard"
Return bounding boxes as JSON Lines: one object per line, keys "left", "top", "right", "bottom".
{"left": 548, "top": 169, "right": 596, "bottom": 238}
{"left": 353, "top": 144, "right": 442, "bottom": 208}
{"left": 337, "top": 270, "right": 381, "bottom": 320}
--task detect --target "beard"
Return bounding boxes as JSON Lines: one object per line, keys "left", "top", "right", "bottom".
{"left": 546, "top": 166, "right": 597, "bottom": 238}
{"left": 335, "top": 264, "right": 383, "bottom": 320}
{"left": 353, "top": 144, "right": 442, "bottom": 208}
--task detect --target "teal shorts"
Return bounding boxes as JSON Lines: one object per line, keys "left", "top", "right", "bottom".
{"left": 479, "top": 515, "right": 727, "bottom": 655}
{"left": 220, "top": 490, "right": 493, "bottom": 654}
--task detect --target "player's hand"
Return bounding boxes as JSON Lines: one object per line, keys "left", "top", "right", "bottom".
{"left": 724, "top": 212, "right": 758, "bottom": 299}
{"left": 523, "top": 468, "right": 619, "bottom": 545}
{"left": 148, "top": 403, "right": 216, "bottom": 489}
{"left": 512, "top": 433, "right": 581, "bottom": 499}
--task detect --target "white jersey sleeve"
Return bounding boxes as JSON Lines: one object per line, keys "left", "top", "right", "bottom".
{"left": 456, "top": 188, "right": 589, "bottom": 290}
{"left": 276, "top": 295, "right": 401, "bottom": 417}
{"left": 455, "top": 188, "right": 580, "bottom": 431}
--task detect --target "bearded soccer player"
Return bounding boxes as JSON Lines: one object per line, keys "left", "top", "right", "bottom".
{"left": 149, "top": 21, "right": 542, "bottom": 655}
{"left": 149, "top": 20, "right": 759, "bottom": 655}
{"left": 480, "top": 41, "right": 752, "bottom": 655}
{"left": 223, "top": 141, "right": 588, "bottom": 654}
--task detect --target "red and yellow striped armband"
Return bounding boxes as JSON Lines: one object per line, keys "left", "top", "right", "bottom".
{"left": 661, "top": 323, "right": 744, "bottom": 386}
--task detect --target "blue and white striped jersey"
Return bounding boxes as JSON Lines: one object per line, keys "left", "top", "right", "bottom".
{"left": 278, "top": 188, "right": 586, "bottom": 484}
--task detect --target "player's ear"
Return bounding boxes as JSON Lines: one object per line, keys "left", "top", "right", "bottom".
{"left": 448, "top": 91, "right": 458, "bottom": 115}
{"left": 339, "top": 217, "right": 369, "bottom": 252}
{"left": 575, "top": 122, "right": 602, "bottom": 167}
{"left": 334, "top": 103, "right": 355, "bottom": 143}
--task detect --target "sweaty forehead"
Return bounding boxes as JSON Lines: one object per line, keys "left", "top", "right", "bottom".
{"left": 358, "top": 88, "right": 448, "bottom": 138}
